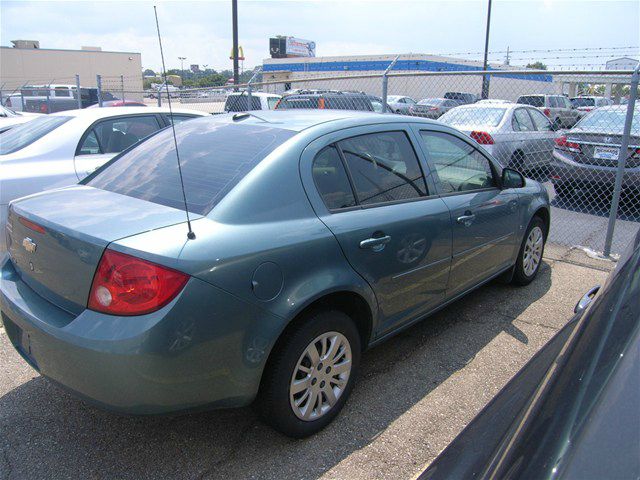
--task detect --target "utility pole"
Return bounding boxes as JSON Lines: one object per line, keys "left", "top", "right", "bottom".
{"left": 178, "top": 56, "right": 186, "bottom": 84}
{"left": 232, "top": 0, "right": 239, "bottom": 89}
{"left": 504, "top": 46, "right": 510, "bottom": 66}
{"left": 481, "top": 0, "right": 492, "bottom": 99}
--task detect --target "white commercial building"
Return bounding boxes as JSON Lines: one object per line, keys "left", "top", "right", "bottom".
{"left": 261, "top": 54, "right": 558, "bottom": 101}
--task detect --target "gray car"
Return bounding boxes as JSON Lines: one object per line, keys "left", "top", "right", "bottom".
{"left": 409, "top": 98, "right": 462, "bottom": 119}
{"left": 386, "top": 95, "right": 417, "bottom": 114}
{"left": 1, "top": 110, "right": 550, "bottom": 438}
{"left": 517, "top": 94, "right": 581, "bottom": 129}
{"left": 551, "top": 105, "right": 640, "bottom": 197}
{"left": 439, "top": 103, "right": 558, "bottom": 171}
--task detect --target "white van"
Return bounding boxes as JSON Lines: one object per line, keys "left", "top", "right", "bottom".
{"left": 224, "top": 92, "right": 281, "bottom": 112}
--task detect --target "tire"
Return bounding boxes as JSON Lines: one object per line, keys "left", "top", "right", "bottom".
{"left": 512, "top": 216, "right": 546, "bottom": 286}
{"left": 509, "top": 151, "right": 527, "bottom": 174}
{"left": 257, "top": 310, "right": 361, "bottom": 438}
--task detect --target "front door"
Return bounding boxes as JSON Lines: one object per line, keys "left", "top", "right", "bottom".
{"left": 416, "top": 129, "right": 520, "bottom": 297}
{"left": 303, "top": 128, "right": 452, "bottom": 335}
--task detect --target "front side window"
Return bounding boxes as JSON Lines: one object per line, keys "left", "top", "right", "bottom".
{"left": 419, "top": 131, "right": 496, "bottom": 194}
{"left": 338, "top": 131, "right": 427, "bottom": 206}
{"left": 512, "top": 108, "right": 536, "bottom": 132}
{"left": 312, "top": 146, "right": 356, "bottom": 210}
{"left": 91, "top": 115, "right": 161, "bottom": 154}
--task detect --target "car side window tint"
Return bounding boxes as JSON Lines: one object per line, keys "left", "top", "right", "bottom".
{"left": 338, "top": 131, "right": 427, "bottom": 206}
{"left": 78, "top": 130, "right": 101, "bottom": 155}
{"left": 512, "top": 108, "right": 536, "bottom": 132}
{"left": 419, "top": 131, "right": 496, "bottom": 194}
{"left": 312, "top": 146, "right": 356, "bottom": 210}
{"left": 528, "top": 108, "right": 553, "bottom": 131}
{"left": 93, "top": 115, "right": 161, "bottom": 154}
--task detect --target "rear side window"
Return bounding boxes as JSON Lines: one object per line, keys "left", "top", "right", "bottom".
{"left": 312, "top": 146, "right": 356, "bottom": 210}
{"left": 0, "top": 115, "right": 71, "bottom": 155}
{"left": 83, "top": 115, "right": 161, "bottom": 154}
{"left": 87, "top": 121, "right": 296, "bottom": 215}
{"left": 517, "top": 96, "right": 544, "bottom": 107}
{"left": 338, "top": 131, "right": 427, "bottom": 205}
{"left": 529, "top": 108, "right": 553, "bottom": 131}
{"left": 512, "top": 108, "right": 536, "bottom": 132}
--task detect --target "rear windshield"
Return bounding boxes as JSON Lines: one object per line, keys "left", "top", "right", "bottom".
{"left": 440, "top": 107, "right": 506, "bottom": 127}
{"left": 0, "top": 115, "right": 71, "bottom": 155}
{"left": 576, "top": 108, "right": 640, "bottom": 134}
{"left": 276, "top": 96, "right": 319, "bottom": 109}
{"left": 571, "top": 97, "right": 595, "bottom": 107}
{"left": 87, "top": 119, "right": 296, "bottom": 215}
{"left": 418, "top": 98, "right": 446, "bottom": 105}
{"left": 517, "top": 96, "right": 544, "bottom": 107}
{"left": 225, "top": 94, "right": 261, "bottom": 112}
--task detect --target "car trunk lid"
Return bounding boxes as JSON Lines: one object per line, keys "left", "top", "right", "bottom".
{"left": 6, "top": 185, "right": 198, "bottom": 315}
{"left": 566, "top": 131, "right": 640, "bottom": 168}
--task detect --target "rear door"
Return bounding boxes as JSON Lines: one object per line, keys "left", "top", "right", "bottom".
{"left": 414, "top": 128, "right": 520, "bottom": 297}
{"left": 74, "top": 114, "right": 163, "bottom": 179}
{"left": 527, "top": 107, "right": 556, "bottom": 168}
{"left": 301, "top": 125, "right": 452, "bottom": 335}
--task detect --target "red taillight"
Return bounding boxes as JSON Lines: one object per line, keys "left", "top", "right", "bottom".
{"left": 318, "top": 98, "right": 326, "bottom": 109}
{"left": 554, "top": 135, "right": 581, "bottom": 153}
{"left": 88, "top": 249, "right": 189, "bottom": 316}
{"left": 274, "top": 98, "right": 282, "bottom": 109}
{"left": 543, "top": 108, "right": 551, "bottom": 117}
{"left": 18, "top": 216, "right": 46, "bottom": 234}
{"left": 429, "top": 106, "right": 439, "bottom": 111}
{"left": 39, "top": 103, "right": 48, "bottom": 113}
{"left": 470, "top": 131, "right": 494, "bottom": 145}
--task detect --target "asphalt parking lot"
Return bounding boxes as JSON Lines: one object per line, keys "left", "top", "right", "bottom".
{"left": 0, "top": 245, "right": 612, "bottom": 480}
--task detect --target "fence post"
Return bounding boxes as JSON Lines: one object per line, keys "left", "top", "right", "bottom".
{"left": 46, "top": 83, "right": 51, "bottom": 114}
{"left": 96, "top": 74, "right": 103, "bottom": 107}
{"left": 0, "top": 89, "right": 3, "bottom": 107}
{"left": 246, "top": 67, "right": 262, "bottom": 112}
{"left": 381, "top": 55, "right": 400, "bottom": 113}
{"left": 603, "top": 64, "right": 639, "bottom": 257}
{"left": 75, "top": 74, "right": 82, "bottom": 109}
{"left": 121, "top": 75, "right": 125, "bottom": 103}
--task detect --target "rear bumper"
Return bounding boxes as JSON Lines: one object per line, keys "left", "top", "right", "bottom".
{"left": 551, "top": 150, "right": 640, "bottom": 190}
{"left": 0, "top": 255, "right": 285, "bottom": 414}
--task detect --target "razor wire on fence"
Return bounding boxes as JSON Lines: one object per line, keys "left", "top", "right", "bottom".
{"left": 1, "top": 68, "right": 638, "bottom": 256}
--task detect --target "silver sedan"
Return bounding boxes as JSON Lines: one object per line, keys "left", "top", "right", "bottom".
{"left": 439, "top": 103, "right": 558, "bottom": 172}
{"left": 0, "top": 106, "right": 208, "bottom": 250}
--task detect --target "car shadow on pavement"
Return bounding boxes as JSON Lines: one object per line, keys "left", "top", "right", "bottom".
{"left": 0, "top": 263, "right": 552, "bottom": 480}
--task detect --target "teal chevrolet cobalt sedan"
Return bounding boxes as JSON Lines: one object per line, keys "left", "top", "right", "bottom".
{"left": 1, "top": 110, "right": 550, "bottom": 438}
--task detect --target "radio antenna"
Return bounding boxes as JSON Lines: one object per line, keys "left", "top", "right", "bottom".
{"left": 153, "top": 5, "right": 195, "bottom": 240}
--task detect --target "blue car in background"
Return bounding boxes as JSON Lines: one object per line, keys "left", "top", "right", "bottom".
{"left": 1, "top": 110, "right": 550, "bottom": 437}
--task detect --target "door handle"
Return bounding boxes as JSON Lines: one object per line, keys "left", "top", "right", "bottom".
{"left": 359, "top": 235, "right": 391, "bottom": 251}
{"left": 456, "top": 213, "right": 476, "bottom": 226}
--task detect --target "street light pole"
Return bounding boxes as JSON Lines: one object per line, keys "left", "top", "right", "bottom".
{"left": 178, "top": 56, "right": 186, "bottom": 85}
{"left": 481, "top": 0, "right": 492, "bottom": 99}
{"left": 232, "top": 0, "right": 239, "bottom": 90}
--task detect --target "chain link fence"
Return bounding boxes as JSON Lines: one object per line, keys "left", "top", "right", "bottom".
{"left": 1, "top": 68, "right": 638, "bottom": 256}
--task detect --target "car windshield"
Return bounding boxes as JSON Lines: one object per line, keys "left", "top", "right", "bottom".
{"left": 571, "top": 97, "right": 595, "bottom": 107}
{"left": 517, "top": 96, "right": 545, "bottom": 107}
{"left": 87, "top": 120, "right": 296, "bottom": 215}
{"left": 440, "top": 107, "right": 506, "bottom": 127}
{"left": 0, "top": 115, "right": 71, "bottom": 155}
{"left": 575, "top": 108, "right": 640, "bottom": 134}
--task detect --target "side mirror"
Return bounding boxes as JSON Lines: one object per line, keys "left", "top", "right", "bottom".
{"left": 501, "top": 168, "right": 525, "bottom": 189}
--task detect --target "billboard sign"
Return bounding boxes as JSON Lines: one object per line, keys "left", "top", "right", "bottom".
{"left": 285, "top": 37, "right": 316, "bottom": 57}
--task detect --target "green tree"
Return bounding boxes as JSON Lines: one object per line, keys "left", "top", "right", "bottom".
{"left": 143, "top": 68, "right": 156, "bottom": 77}
{"left": 526, "top": 61, "right": 548, "bottom": 70}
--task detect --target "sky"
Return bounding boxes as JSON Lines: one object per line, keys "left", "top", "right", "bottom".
{"left": 1, "top": 0, "right": 638, "bottom": 72}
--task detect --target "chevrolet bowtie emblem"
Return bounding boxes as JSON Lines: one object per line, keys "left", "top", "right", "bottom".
{"left": 22, "top": 237, "right": 37, "bottom": 254}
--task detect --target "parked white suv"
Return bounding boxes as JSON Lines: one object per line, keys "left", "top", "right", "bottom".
{"left": 516, "top": 94, "right": 580, "bottom": 129}
{"left": 570, "top": 96, "right": 614, "bottom": 118}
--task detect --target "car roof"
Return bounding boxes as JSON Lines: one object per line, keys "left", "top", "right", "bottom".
{"left": 204, "top": 109, "right": 441, "bottom": 132}
{"left": 49, "top": 106, "right": 209, "bottom": 120}
{"left": 227, "top": 92, "right": 280, "bottom": 98}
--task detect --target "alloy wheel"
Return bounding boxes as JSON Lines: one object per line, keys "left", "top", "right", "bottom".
{"left": 523, "top": 226, "right": 543, "bottom": 276}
